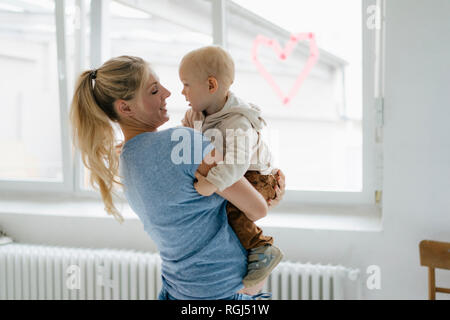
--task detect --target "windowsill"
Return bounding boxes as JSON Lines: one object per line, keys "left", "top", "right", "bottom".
{"left": 258, "top": 203, "right": 382, "bottom": 232}
{"left": 0, "top": 195, "right": 382, "bottom": 232}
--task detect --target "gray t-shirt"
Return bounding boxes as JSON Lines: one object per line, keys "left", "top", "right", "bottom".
{"left": 119, "top": 127, "right": 247, "bottom": 299}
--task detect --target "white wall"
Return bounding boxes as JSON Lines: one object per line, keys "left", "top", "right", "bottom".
{"left": 379, "top": 0, "right": 450, "bottom": 298}
{"left": 269, "top": 0, "right": 450, "bottom": 299}
{"left": 1, "top": 0, "right": 449, "bottom": 299}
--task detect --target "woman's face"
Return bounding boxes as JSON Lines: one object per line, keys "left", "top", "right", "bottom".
{"left": 133, "top": 71, "right": 171, "bottom": 128}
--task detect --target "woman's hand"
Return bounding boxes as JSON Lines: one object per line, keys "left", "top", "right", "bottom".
{"left": 194, "top": 171, "right": 218, "bottom": 196}
{"left": 238, "top": 278, "right": 267, "bottom": 295}
{"left": 268, "top": 169, "right": 286, "bottom": 209}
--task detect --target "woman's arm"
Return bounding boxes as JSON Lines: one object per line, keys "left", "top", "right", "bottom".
{"left": 196, "top": 149, "right": 268, "bottom": 222}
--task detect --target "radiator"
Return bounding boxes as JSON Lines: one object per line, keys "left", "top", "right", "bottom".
{"left": 262, "top": 261, "right": 361, "bottom": 300}
{"left": 0, "top": 243, "right": 162, "bottom": 300}
{"left": 0, "top": 243, "right": 360, "bottom": 300}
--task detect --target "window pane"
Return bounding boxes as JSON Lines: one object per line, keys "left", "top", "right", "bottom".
{"left": 109, "top": 0, "right": 212, "bottom": 129}
{"left": 0, "top": 0, "right": 63, "bottom": 181}
{"left": 82, "top": 0, "right": 213, "bottom": 190}
{"left": 228, "top": 0, "right": 362, "bottom": 191}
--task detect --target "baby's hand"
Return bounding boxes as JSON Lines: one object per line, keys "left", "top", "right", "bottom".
{"left": 115, "top": 141, "right": 124, "bottom": 155}
{"left": 268, "top": 169, "right": 286, "bottom": 209}
{"left": 194, "top": 171, "right": 218, "bottom": 196}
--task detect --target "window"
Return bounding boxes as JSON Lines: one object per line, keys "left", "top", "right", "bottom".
{"left": 108, "top": 0, "right": 212, "bottom": 129}
{"left": 227, "top": 0, "right": 362, "bottom": 193}
{"left": 0, "top": 0, "right": 63, "bottom": 182}
{"left": 80, "top": 0, "right": 213, "bottom": 190}
{"left": 0, "top": 0, "right": 384, "bottom": 211}
{"left": 221, "top": 0, "right": 382, "bottom": 206}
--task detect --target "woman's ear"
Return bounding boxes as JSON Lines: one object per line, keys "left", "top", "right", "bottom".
{"left": 115, "top": 99, "right": 134, "bottom": 117}
{"left": 208, "top": 77, "right": 219, "bottom": 93}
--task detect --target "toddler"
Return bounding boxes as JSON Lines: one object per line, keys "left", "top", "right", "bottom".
{"left": 179, "top": 46, "right": 283, "bottom": 288}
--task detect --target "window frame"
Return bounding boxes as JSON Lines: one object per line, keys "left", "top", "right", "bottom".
{"left": 0, "top": 0, "right": 73, "bottom": 195}
{"left": 0, "top": 0, "right": 385, "bottom": 210}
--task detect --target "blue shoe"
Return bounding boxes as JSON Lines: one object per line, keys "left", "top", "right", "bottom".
{"left": 243, "top": 244, "right": 283, "bottom": 287}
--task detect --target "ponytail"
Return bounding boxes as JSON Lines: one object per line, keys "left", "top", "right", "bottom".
{"left": 69, "top": 56, "right": 149, "bottom": 223}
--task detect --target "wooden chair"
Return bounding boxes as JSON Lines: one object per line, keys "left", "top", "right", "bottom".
{"left": 419, "top": 240, "right": 450, "bottom": 299}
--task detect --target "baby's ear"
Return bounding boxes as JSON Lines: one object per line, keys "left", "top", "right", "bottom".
{"left": 208, "top": 77, "right": 219, "bottom": 93}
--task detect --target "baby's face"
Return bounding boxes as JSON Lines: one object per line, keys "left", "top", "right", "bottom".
{"left": 179, "top": 63, "right": 211, "bottom": 113}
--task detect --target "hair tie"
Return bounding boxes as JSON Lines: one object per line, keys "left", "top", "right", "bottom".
{"left": 90, "top": 69, "right": 97, "bottom": 80}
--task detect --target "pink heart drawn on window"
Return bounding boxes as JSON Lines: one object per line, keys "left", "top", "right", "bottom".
{"left": 251, "top": 33, "right": 319, "bottom": 105}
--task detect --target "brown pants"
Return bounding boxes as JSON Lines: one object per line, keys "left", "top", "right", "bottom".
{"left": 226, "top": 170, "right": 278, "bottom": 250}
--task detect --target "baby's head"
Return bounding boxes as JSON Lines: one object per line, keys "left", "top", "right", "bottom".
{"left": 179, "top": 46, "right": 235, "bottom": 113}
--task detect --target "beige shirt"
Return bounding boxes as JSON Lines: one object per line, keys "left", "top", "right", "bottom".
{"left": 181, "top": 91, "right": 274, "bottom": 191}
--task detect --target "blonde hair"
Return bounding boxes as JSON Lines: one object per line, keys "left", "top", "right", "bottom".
{"left": 69, "top": 56, "right": 150, "bottom": 223}
{"left": 180, "top": 45, "right": 235, "bottom": 89}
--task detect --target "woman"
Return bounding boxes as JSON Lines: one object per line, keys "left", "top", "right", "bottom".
{"left": 70, "top": 56, "right": 285, "bottom": 300}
